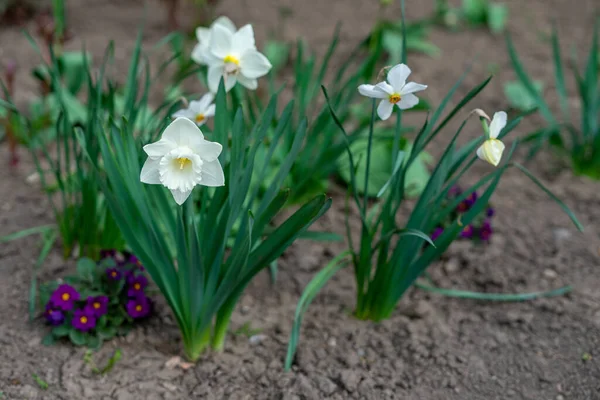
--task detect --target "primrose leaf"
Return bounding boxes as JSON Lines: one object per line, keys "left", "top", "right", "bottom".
{"left": 504, "top": 80, "right": 544, "bottom": 111}
{"left": 76, "top": 258, "right": 97, "bottom": 282}
{"left": 338, "top": 131, "right": 431, "bottom": 198}
{"left": 69, "top": 330, "right": 87, "bottom": 346}
{"left": 462, "top": 0, "right": 487, "bottom": 22}
{"left": 87, "top": 335, "right": 103, "bottom": 350}
{"left": 264, "top": 40, "right": 290, "bottom": 73}
{"left": 487, "top": 3, "right": 508, "bottom": 34}
{"left": 52, "top": 324, "right": 70, "bottom": 337}
{"left": 98, "top": 326, "right": 117, "bottom": 340}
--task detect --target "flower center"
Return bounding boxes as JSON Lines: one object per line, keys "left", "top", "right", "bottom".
{"left": 223, "top": 54, "right": 240, "bottom": 65}
{"left": 111, "top": 271, "right": 117, "bottom": 277}
{"left": 389, "top": 93, "right": 401, "bottom": 104}
{"left": 133, "top": 283, "right": 141, "bottom": 290}
{"left": 135, "top": 305, "right": 143, "bottom": 312}
{"left": 175, "top": 157, "right": 192, "bottom": 170}
{"left": 80, "top": 316, "right": 88, "bottom": 324}
{"left": 93, "top": 302, "right": 101, "bottom": 309}
{"left": 195, "top": 113, "right": 205, "bottom": 123}
{"left": 61, "top": 293, "right": 70, "bottom": 301}
{"left": 223, "top": 55, "right": 241, "bottom": 76}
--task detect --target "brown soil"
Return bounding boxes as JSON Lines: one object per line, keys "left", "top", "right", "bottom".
{"left": 1, "top": 0, "right": 600, "bottom": 399}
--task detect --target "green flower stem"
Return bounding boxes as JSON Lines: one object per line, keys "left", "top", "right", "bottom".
{"left": 183, "top": 326, "right": 211, "bottom": 362}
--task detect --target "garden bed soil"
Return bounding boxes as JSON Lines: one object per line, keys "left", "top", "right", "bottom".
{"left": 1, "top": 0, "right": 600, "bottom": 399}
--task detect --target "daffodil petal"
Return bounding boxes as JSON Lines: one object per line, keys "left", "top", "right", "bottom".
{"left": 213, "top": 16, "right": 236, "bottom": 33}
{"left": 358, "top": 84, "right": 387, "bottom": 99}
{"left": 204, "top": 104, "right": 216, "bottom": 118}
{"left": 209, "top": 24, "right": 232, "bottom": 59}
{"left": 143, "top": 139, "right": 176, "bottom": 158}
{"left": 162, "top": 118, "right": 205, "bottom": 146}
{"left": 224, "top": 74, "right": 238, "bottom": 92}
{"left": 489, "top": 111, "right": 507, "bottom": 139}
{"left": 396, "top": 93, "right": 419, "bottom": 110}
{"left": 237, "top": 74, "right": 258, "bottom": 90}
{"left": 374, "top": 81, "right": 394, "bottom": 95}
{"left": 192, "top": 140, "right": 223, "bottom": 162}
{"left": 387, "top": 63, "right": 411, "bottom": 91}
{"left": 232, "top": 24, "right": 256, "bottom": 54}
{"left": 377, "top": 100, "right": 394, "bottom": 120}
{"left": 191, "top": 43, "right": 206, "bottom": 64}
{"left": 240, "top": 50, "right": 272, "bottom": 79}
{"left": 170, "top": 188, "right": 193, "bottom": 205}
{"left": 198, "top": 93, "right": 214, "bottom": 111}
{"left": 195, "top": 27, "right": 211, "bottom": 43}
{"left": 172, "top": 109, "right": 194, "bottom": 120}
{"left": 400, "top": 82, "right": 427, "bottom": 95}
{"left": 201, "top": 159, "right": 226, "bottom": 187}
{"left": 477, "top": 139, "right": 505, "bottom": 167}
{"left": 207, "top": 65, "right": 224, "bottom": 93}
{"left": 140, "top": 158, "right": 161, "bottom": 184}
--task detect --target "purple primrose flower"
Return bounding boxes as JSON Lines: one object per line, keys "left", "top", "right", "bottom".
{"left": 44, "top": 303, "right": 65, "bottom": 326}
{"left": 50, "top": 284, "right": 80, "bottom": 311}
{"left": 126, "top": 296, "right": 151, "bottom": 319}
{"left": 72, "top": 307, "right": 97, "bottom": 332}
{"left": 86, "top": 296, "right": 109, "bottom": 317}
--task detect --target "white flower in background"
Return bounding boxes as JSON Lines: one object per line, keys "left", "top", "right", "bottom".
{"left": 140, "top": 118, "right": 225, "bottom": 205}
{"left": 172, "top": 93, "right": 216, "bottom": 127}
{"left": 358, "top": 63, "right": 427, "bottom": 120}
{"left": 204, "top": 24, "right": 272, "bottom": 93}
{"left": 476, "top": 111, "right": 507, "bottom": 167}
{"left": 192, "top": 16, "right": 236, "bottom": 65}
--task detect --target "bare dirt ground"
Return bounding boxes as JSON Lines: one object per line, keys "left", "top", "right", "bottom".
{"left": 1, "top": 0, "right": 599, "bottom": 399}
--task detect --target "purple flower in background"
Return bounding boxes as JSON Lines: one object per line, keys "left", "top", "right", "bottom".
{"left": 44, "top": 303, "right": 65, "bottom": 326}
{"left": 72, "top": 307, "right": 97, "bottom": 332}
{"left": 460, "top": 225, "right": 474, "bottom": 239}
{"left": 50, "top": 284, "right": 80, "bottom": 311}
{"left": 100, "top": 249, "right": 117, "bottom": 260}
{"left": 86, "top": 296, "right": 109, "bottom": 317}
{"left": 448, "top": 185, "right": 462, "bottom": 197}
{"left": 127, "top": 275, "right": 148, "bottom": 297}
{"left": 456, "top": 191, "right": 478, "bottom": 213}
{"left": 126, "top": 296, "right": 151, "bottom": 319}
{"left": 431, "top": 227, "right": 444, "bottom": 241}
{"left": 123, "top": 253, "right": 145, "bottom": 271}
{"left": 486, "top": 207, "right": 495, "bottom": 217}
{"left": 106, "top": 268, "right": 122, "bottom": 281}
{"left": 480, "top": 221, "right": 493, "bottom": 241}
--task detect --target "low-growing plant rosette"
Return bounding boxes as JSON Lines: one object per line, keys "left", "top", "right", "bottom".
{"left": 40, "top": 253, "right": 153, "bottom": 349}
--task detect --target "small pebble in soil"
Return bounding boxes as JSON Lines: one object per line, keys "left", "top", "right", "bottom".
{"left": 327, "top": 337, "right": 337, "bottom": 347}
{"left": 543, "top": 269, "right": 558, "bottom": 279}
{"left": 444, "top": 258, "right": 460, "bottom": 274}
{"left": 249, "top": 334, "right": 267, "bottom": 345}
{"left": 552, "top": 228, "right": 572, "bottom": 242}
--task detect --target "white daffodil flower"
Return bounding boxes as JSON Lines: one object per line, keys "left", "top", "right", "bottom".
{"left": 476, "top": 111, "right": 507, "bottom": 167}
{"left": 172, "top": 93, "right": 216, "bottom": 127}
{"left": 204, "top": 24, "right": 272, "bottom": 93}
{"left": 358, "top": 63, "right": 427, "bottom": 120}
{"left": 191, "top": 16, "right": 236, "bottom": 65}
{"left": 140, "top": 117, "right": 225, "bottom": 205}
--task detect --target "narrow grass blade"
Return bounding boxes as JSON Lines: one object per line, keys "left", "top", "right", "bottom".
{"left": 0, "top": 225, "right": 55, "bottom": 243}
{"left": 415, "top": 282, "right": 572, "bottom": 301}
{"left": 285, "top": 251, "right": 350, "bottom": 371}
{"left": 29, "top": 229, "right": 58, "bottom": 320}
{"left": 512, "top": 162, "right": 583, "bottom": 231}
